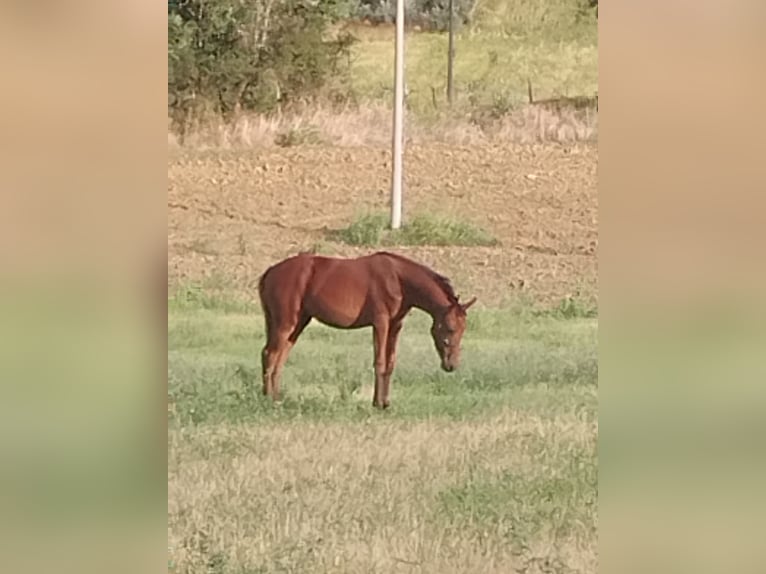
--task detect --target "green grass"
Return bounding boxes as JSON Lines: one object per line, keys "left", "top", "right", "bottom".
{"left": 168, "top": 309, "right": 595, "bottom": 425}
{"left": 168, "top": 293, "right": 597, "bottom": 573}
{"left": 540, "top": 294, "right": 598, "bottom": 319}
{"left": 472, "top": 0, "right": 598, "bottom": 37}
{"left": 348, "top": 16, "right": 597, "bottom": 116}
{"left": 167, "top": 291, "right": 597, "bottom": 425}
{"left": 328, "top": 212, "right": 499, "bottom": 247}
{"left": 170, "top": 283, "right": 258, "bottom": 314}
{"left": 438, "top": 449, "right": 597, "bottom": 545}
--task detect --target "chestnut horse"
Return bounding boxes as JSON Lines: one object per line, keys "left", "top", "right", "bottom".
{"left": 258, "top": 251, "right": 476, "bottom": 409}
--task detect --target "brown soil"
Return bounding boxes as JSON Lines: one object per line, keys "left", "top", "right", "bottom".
{"left": 168, "top": 143, "right": 597, "bottom": 308}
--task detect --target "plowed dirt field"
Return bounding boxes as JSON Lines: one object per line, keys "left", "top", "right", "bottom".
{"left": 168, "top": 143, "right": 597, "bottom": 307}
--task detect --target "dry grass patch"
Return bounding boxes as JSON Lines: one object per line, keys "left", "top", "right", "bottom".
{"left": 168, "top": 409, "right": 596, "bottom": 573}
{"left": 168, "top": 102, "right": 596, "bottom": 150}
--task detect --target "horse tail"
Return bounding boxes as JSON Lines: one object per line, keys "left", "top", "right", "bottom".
{"left": 258, "top": 266, "right": 273, "bottom": 336}
{"left": 257, "top": 267, "right": 268, "bottom": 302}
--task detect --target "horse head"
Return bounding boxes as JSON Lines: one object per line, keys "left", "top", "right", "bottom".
{"left": 431, "top": 296, "right": 477, "bottom": 371}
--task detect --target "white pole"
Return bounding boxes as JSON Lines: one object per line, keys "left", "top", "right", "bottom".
{"left": 390, "top": 0, "right": 405, "bottom": 229}
{"left": 447, "top": 0, "right": 455, "bottom": 105}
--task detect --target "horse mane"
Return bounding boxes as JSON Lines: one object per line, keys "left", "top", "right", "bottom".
{"left": 379, "top": 251, "right": 459, "bottom": 305}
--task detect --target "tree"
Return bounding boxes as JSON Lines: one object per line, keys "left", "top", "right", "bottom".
{"left": 168, "top": 0, "right": 355, "bottom": 131}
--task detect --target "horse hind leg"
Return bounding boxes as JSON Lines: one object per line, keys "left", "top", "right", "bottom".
{"left": 266, "top": 313, "right": 311, "bottom": 402}
{"left": 260, "top": 303, "right": 278, "bottom": 397}
{"left": 262, "top": 331, "right": 287, "bottom": 400}
{"left": 260, "top": 304, "right": 287, "bottom": 398}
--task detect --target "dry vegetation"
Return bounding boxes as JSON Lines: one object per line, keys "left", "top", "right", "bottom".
{"left": 168, "top": 103, "right": 597, "bottom": 149}
{"left": 169, "top": 408, "right": 597, "bottom": 573}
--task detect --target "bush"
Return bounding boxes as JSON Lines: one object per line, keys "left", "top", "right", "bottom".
{"left": 168, "top": 0, "right": 356, "bottom": 133}
{"left": 346, "top": 0, "right": 596, "bottom": 32}
{"left": 274, "top": 126, "right": 324, "bottom": 147}
{"left": 329, "top": 212, "right": 498, "bottom": 247}
{"left": 350, "top": 0, "right": 477, "bottom": 31}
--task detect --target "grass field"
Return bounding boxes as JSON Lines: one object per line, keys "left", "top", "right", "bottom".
{"left": 168, "top": 4, "right": 598, "bottom": 569}
{"left": 343, "top": 0, "right": 598, "bottom": 113}
{"left": 168, "top": 294, "right": 597, "bottom": 573}
{"left": 348, "top": 26, "right": 597, "bottom": 116}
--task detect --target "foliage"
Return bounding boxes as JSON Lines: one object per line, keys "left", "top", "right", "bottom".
{"left": 168, "top": 0, "right": 356, "bottom": 132}
{"left": 350, "top": 0, "right": 477, "bottom": 31}
{"left": 168, "top": 0, "right": 598, "bottom": 139}
{"left": 347, "top": 0, "right": 597, "bottom": 33}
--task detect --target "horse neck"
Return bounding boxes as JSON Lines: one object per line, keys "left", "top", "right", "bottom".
{"left": 397, "top": 262, "right": 453, "bottom": 318}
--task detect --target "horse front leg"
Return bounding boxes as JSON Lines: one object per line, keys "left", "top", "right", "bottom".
{"left": 371, "top": 319, "right": 389, "bottom": 409}
{"left": 381, "top": 320, "right": 403, "bottom": 409}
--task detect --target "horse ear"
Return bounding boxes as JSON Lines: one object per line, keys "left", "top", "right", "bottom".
{"left": 461, "top": 296, "right": 477, "bottom": 311}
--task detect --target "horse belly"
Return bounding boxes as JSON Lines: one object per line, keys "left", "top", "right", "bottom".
{"left": 304, "top": 276, "right": 370, "bottom": 328}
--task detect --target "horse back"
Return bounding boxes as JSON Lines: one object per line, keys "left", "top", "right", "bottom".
{"left": 260, "top": 252, "right": 403, "bottom": 327}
